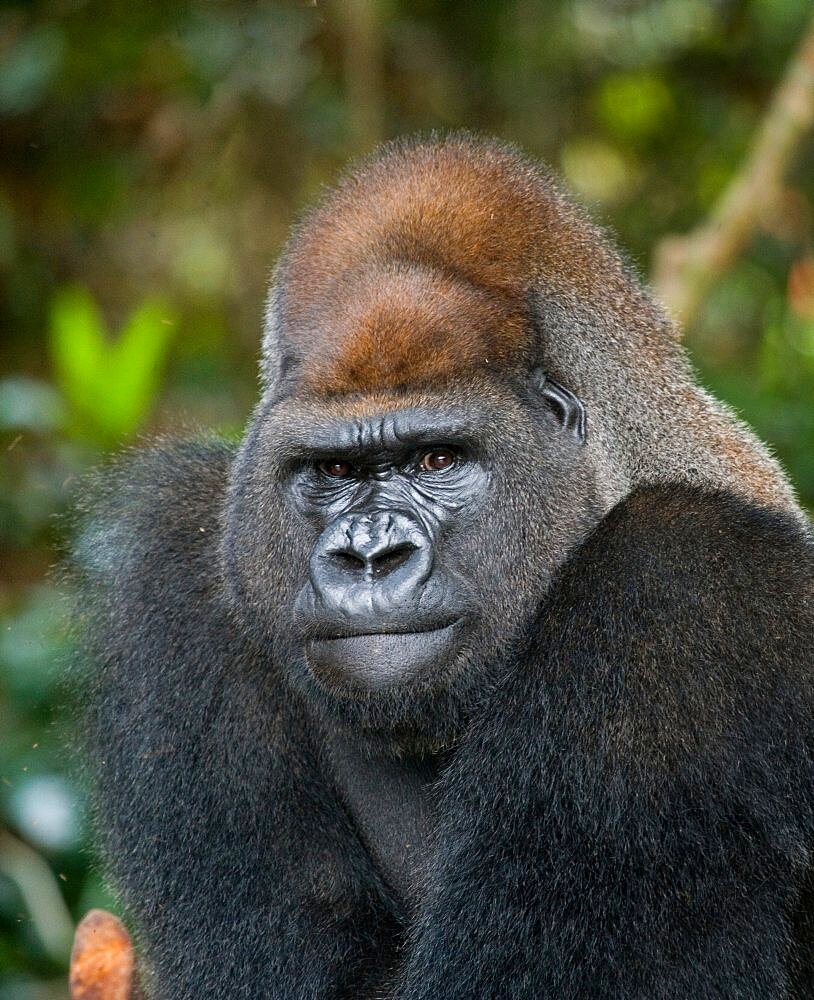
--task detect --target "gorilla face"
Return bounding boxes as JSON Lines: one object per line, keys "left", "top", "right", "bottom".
{"left": 223, "top": 373, "right": 599, "bottom": 742}
{"left": 290, "top": 407, "right": 490, "bottom": 692}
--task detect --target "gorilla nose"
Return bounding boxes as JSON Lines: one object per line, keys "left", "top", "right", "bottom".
{"left": 308, "top": 511, "right": 433, "bottom": 615}
{"left": 329, "top": 535, "right": 417, "bottom": 580}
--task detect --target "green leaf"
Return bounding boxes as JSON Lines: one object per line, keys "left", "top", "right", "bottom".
{"left": 595, "top": 72, "right": 674, "bottom": 143}
{"left": 96, "top": 299, "right": 176, "bottom": 440}
{"left": 48, "top": 287, "right": 176, "bottom": 446}
{"left": 49, "top": 286, "right": 107, "bottom": 424}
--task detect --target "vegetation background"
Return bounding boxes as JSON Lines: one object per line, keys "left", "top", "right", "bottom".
{"left": 1, "top": 1, "right": 814, "bottom": 996}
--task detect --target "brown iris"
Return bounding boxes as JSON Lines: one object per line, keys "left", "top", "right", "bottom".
{"left": 319, "top": 459, "right": 353, "bottom": 478}
{"left": 420, "top": 448, "right": 456, "bottom": 472}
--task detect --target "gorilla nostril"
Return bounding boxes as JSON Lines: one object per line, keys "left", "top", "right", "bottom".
{"left": 371, "top": 543, "right": 416, "bottom": 578}
{"left": 331, "top": 550, "right": 367, "bottom": 573}
{"left": 328, "top": 542, "right": 418, "bottom": 579}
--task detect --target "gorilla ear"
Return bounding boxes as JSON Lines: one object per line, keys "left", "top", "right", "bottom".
{"left": 531, "top": 369, "right": 587, "bottom": 443}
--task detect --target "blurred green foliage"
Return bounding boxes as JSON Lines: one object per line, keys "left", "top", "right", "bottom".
{"left": 50, "top": 288, "right": 176, "bottom": 446}
{"left": 1, "top": 1, "right": 813, "bottom": 995}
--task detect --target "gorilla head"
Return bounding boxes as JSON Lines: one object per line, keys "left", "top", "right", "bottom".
{"left": 223, "top": 375, "right": 597, "bottom": 745}
{"left": 221, "top": 133, "right": 795, "bottom": 747}
{"left": 291, "top": 375, "right": 586, "bottom": 693}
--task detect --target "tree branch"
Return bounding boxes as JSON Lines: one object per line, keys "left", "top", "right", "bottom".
{"left": 652, "top": 15, "right": 814, "bottom": 332}
{"left": 0, "top": 828, "right": 74, "bottom": 964}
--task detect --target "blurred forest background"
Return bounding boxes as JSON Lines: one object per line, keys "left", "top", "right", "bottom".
{"left": 2, "top": 1, "right": 814, "bottom": 996}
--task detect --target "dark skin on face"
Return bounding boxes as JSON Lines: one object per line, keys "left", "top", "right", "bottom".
{"left": 287, "top": 380, "right": 586, "bottom": 696}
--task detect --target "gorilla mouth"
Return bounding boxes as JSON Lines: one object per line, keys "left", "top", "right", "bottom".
{"left": 305, "top": 622, "right": 462, "bottom": 692}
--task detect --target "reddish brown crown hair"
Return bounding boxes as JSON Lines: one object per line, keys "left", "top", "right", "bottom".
{"left": 269, "top": 133, "right": 640, "bottom": 397}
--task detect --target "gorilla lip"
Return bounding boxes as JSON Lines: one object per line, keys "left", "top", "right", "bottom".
{"left": 302, "top": 619, "right": 461, "bottom": 641}
{"left": 304, "top": 621, "right": 462, "bottom": 692}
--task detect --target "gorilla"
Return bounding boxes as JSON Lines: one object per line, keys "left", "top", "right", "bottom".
{"left": 72, "top": 133, "right": 814, "bottom": 999}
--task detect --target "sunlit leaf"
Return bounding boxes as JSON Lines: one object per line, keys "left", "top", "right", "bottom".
{"left": 49, "top": 287, "right": 107, "bottom": 428}
{"left": 94, "top": 299, "right": 176, "bottom": 440}
{"left": 595, "top": 72, "right": 674, "bottom": 142}
{"left": 560, "top": 138, "right": 638, "bottom": 204}
{"left": 48, "top": 287, "right": 176, "bottom": 446}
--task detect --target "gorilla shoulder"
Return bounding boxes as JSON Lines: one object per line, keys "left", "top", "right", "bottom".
{"left": 550, "top": 482, "right": 814, "bottom": 678}
{"left": 588, "top": 482, "right": 813, "bottom": 582}
{"left": 72, "top": 438, "right": 238, "bottom": 637}
{"left": 537, "top": 482, "right": 814, "bottom": 768}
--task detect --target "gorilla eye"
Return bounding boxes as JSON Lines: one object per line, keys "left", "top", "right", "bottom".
{"left": 319, "top": 459, "right": 354, "bottom": 478}
{"left": 420, "top": 448, "right": 456, "bottom": 473}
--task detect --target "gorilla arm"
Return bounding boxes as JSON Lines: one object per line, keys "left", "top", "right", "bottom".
{"left": 72, "top": 442, "right": 399, "bottom": 1000}
{"left": 394, "top": 485, "right": 814, "bottom": 1000}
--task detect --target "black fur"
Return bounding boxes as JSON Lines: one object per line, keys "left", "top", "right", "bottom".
{"left": 395, "top": 486, "right": 814, "bottom": 999}
{"left": 71, "top": 440, "right": 814, "bottom": 998}
{"left": 73, "top": 442, "right": 401, "bottom": 997}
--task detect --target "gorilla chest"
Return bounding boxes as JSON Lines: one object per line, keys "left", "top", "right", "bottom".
{"left": 325, "top": 730, "right": 442, "bottom": 910}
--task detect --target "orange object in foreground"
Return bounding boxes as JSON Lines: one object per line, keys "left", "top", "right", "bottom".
{"left": 69, "top": 909, "right": 138, "bottom": 1000}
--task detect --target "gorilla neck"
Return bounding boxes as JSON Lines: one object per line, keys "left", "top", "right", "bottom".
{"left": 324, "top": 724, "right": 446, "bottom": 911}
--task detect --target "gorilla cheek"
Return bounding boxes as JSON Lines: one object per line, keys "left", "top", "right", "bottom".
{"left": 304, "top": 622, "right": 464, "bottom": 693}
